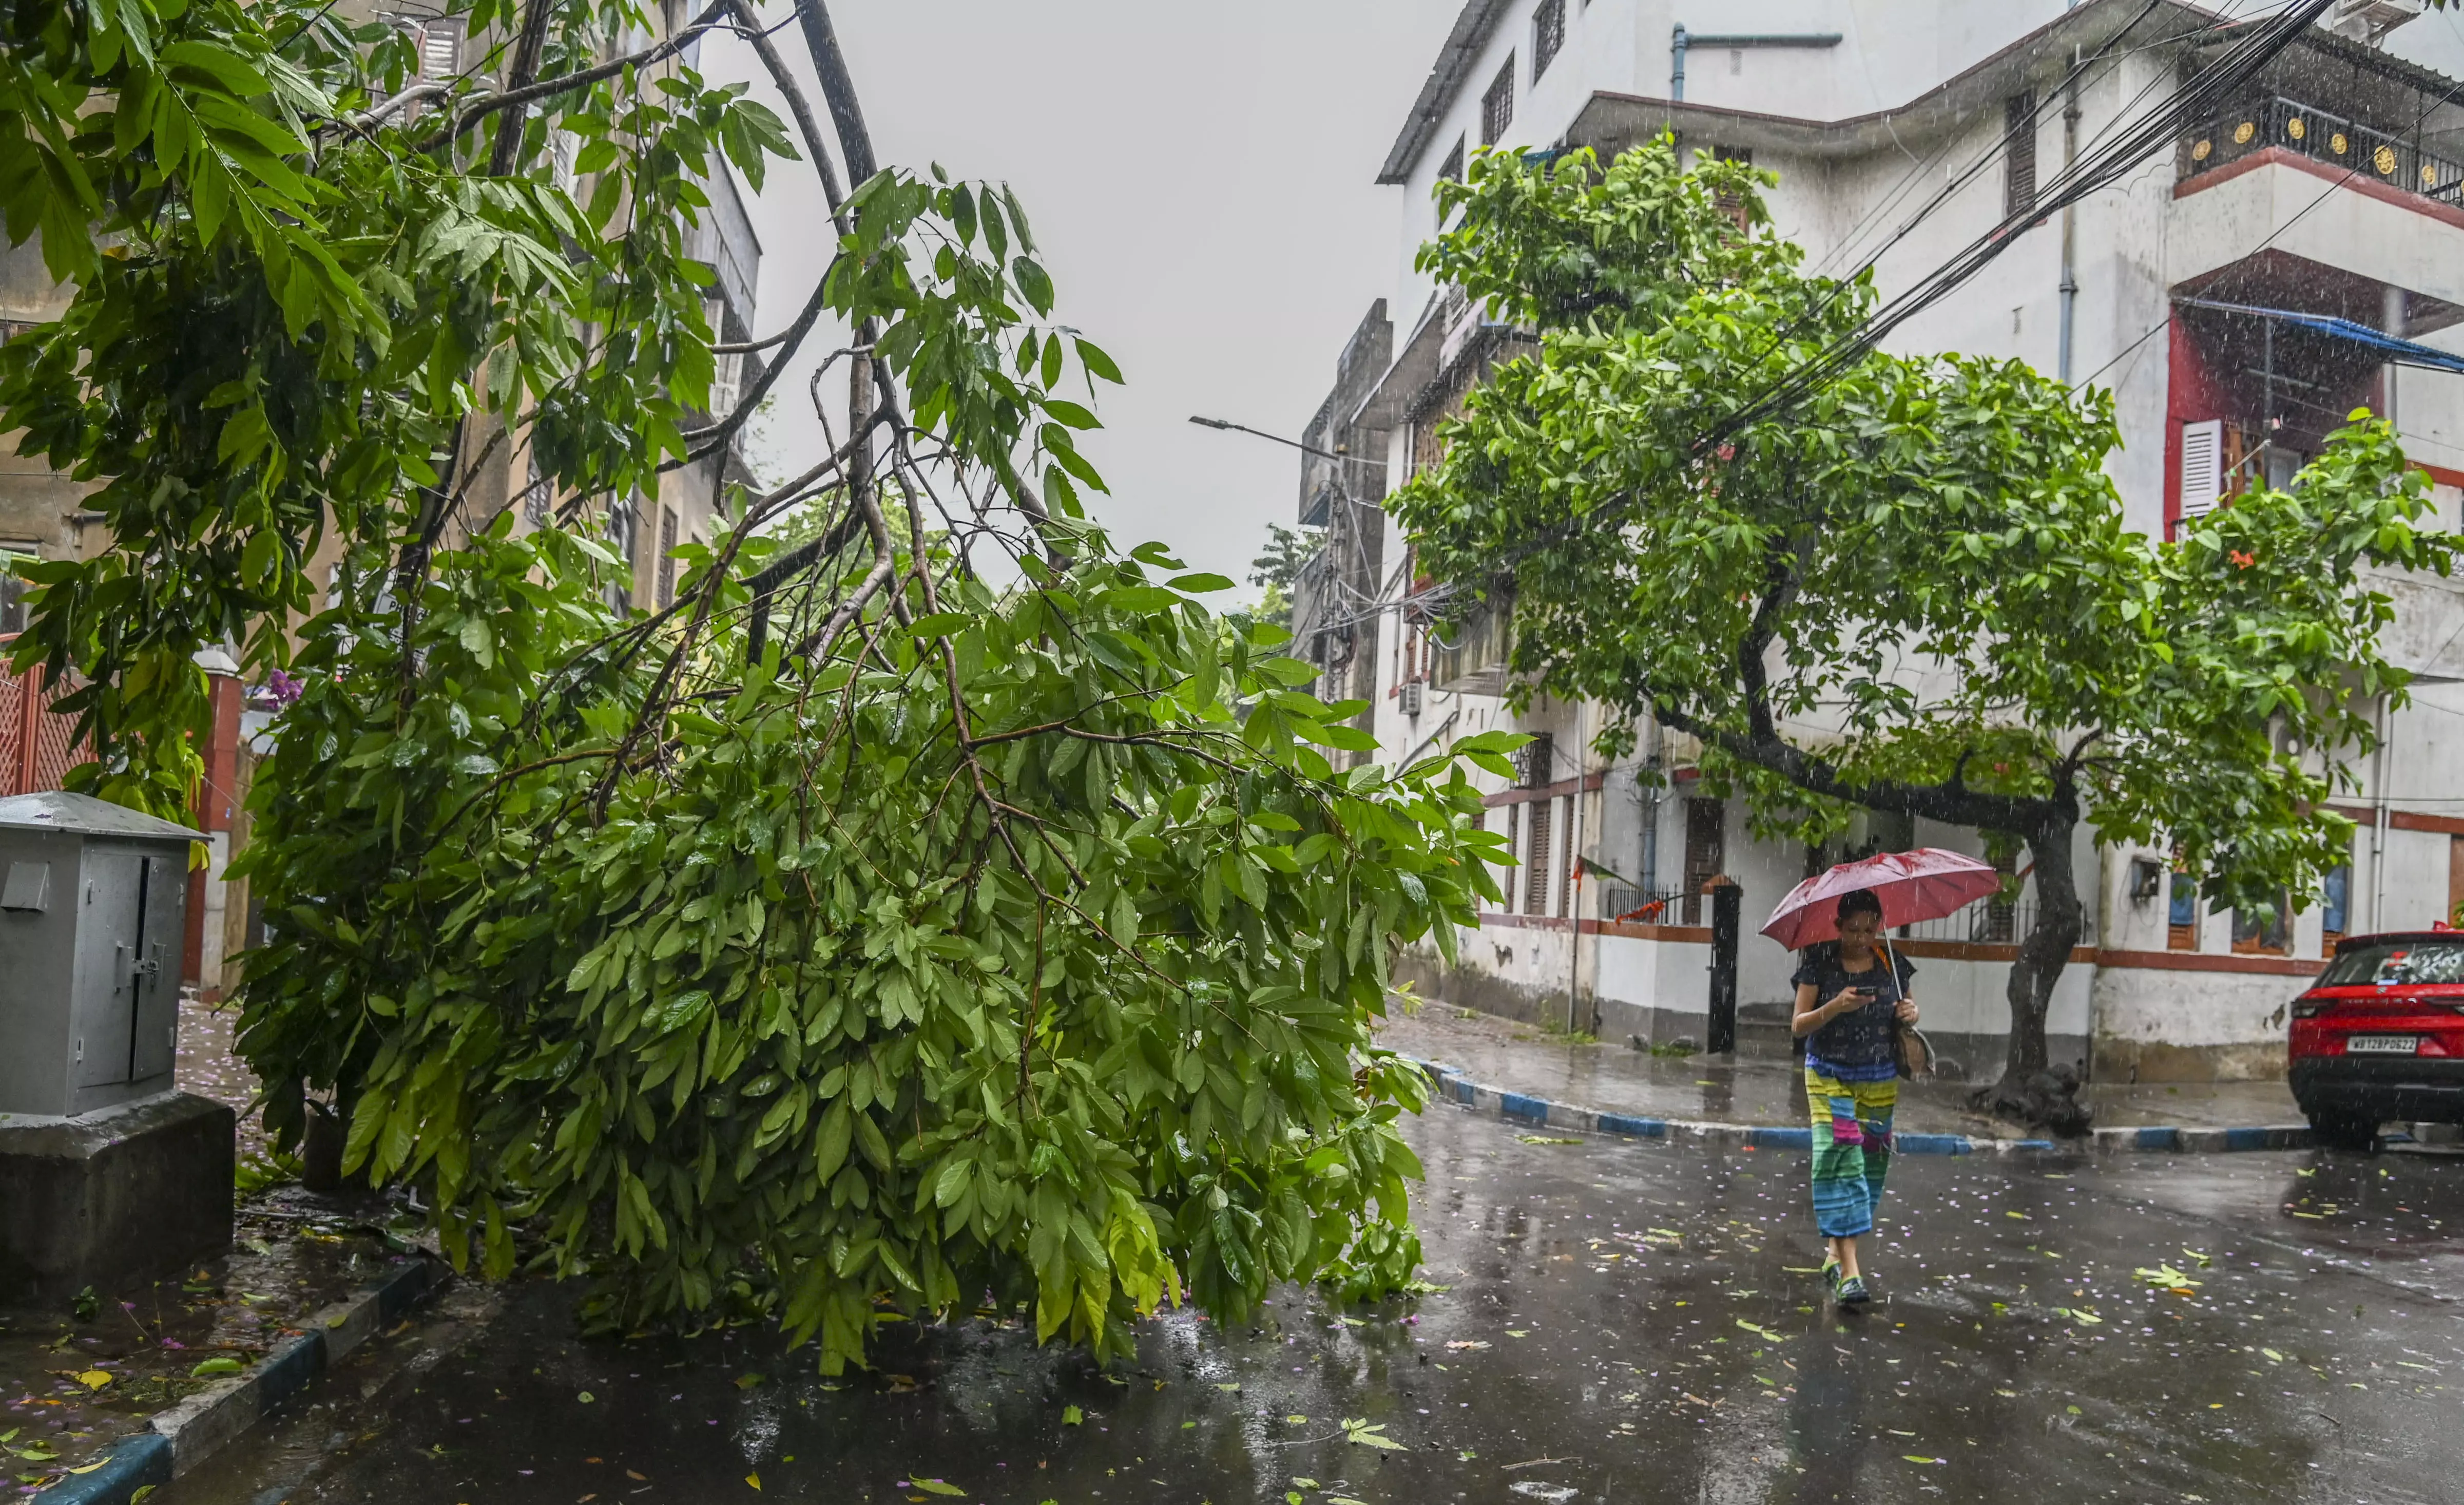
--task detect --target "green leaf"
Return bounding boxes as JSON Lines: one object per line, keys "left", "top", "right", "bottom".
{"left": 1012, "top": 256, "right": 1054, "bottom": 314}
{"left": 1073, "top": 338, "right": 1123, "bottom": 385}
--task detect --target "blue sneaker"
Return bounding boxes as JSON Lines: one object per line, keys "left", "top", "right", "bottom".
{"left": 1834, "top": 1275, "right": 1871, "bottom": 1308}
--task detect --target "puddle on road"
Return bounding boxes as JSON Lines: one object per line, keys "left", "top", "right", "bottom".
{"left": 166, "top": 1107, "right": 2464, "bottom": 1505}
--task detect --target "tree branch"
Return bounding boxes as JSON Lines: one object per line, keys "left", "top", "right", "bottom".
{"left": 422, "top": 1, "right": 728, "bottom": 153}
{"left": 1736, "top": 528, "right": 1811, "bottom": 746}
{"left": 485, "top": 0, "right": 561, "bottom": 176}
{"left": 730, "top": 0, "right": 846, "bottom": 227}
{"left": 794, "top": 0, "right": 877, "bottom": 185}
{"left": 1651, "top": 697, "right": 2052, "bottom": 834}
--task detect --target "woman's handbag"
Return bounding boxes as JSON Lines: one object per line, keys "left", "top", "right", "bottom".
{"left": 1895, "top": 1021, "right": 1935, "bottom": 1080}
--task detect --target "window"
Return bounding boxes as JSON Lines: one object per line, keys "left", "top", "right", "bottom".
{"left": 1525, "top": 797, "right": 1553, "bottom": 915}
{"left": 0, "top": 545, "right": 31, "bottom": 635}
{"left": 1482, "top": 59, "right": 1515, "bottom": 145}
{"left": 2168, "top": 869, "right": 2199, "bottom": 951}
{"left": 1516, "top": 731, "right": 1554, "bottom": 789}
{"left": 416, "top": 16, "right": 463, "bottom": 82}
{"left": 1436, "top": 135, "right": 1468, "bottom": 229}
{"left": 1504, "top": 802, "right": 1521, "bottom": 913}
{"left": 1704, "top": 145, "right": 1754, "bottom": 230}
{"left": 656, "top": 506, "right": 679, "bottom": 609}
{"left": 2322, "top": 864, "right": 2350, "bottom": 946}
{"left": 2179, "top": 419, "right": 2223, "bottom": 524}
{"left": 520, "top": 447, "right": 552, "bottom": 529}
{"left": 1557, "top": 793, "right": 1576, "bottom": 918}
{"left": 2003, "top": 91, "right": 2038, "bottom": 220}
{"left": 2318, "top": 940, "right": 2464, "bottom": 987}
{"left": 2232, "top": 894, "right": 2289, "bottom": 956}
{"left": 1532, "top": 0, "right": 1565, "bottom": 81}
{"left": 709, "top": 351, "right": 744, "bottom": 420}
{"left": 605, "top": 494, "right": 637, "bottom": 614}
{"left": 1681, "top": 797, "right": 1724, "bottom": 926}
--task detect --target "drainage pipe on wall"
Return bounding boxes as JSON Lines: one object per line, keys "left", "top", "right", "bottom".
{"left": 2057, "top": 56, "right": 2082, "bottom": 384}
{"left": 2371, "top": 691, "right": 2393, "bottom": 931}
{"left": 1671, "top": 27, "right": 1843, "bottom": 104}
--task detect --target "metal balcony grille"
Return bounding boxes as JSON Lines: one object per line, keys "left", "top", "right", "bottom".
{"left": 2185, "top": 94, "right": 2463, "bottom": 206}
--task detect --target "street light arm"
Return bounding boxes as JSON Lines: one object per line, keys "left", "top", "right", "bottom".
{"left": 1187, "top": 415, "right": 1362, "bottom": 466}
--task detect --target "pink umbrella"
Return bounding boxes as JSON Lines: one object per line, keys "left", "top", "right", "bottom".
{"left": 1759, "top": 848, "right": 2005, "bottom": 950}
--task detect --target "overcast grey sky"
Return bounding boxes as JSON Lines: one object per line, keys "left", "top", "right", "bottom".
{"left": 705, "top": 2, "right": 1461, "bottom": 585}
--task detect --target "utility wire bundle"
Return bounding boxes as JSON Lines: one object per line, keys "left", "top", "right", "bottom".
{"left": 1709, "top": 0, "right": 2337, "bottom": 444}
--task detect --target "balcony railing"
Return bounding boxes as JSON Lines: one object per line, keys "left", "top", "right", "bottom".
{"left": 2184, "top": 94, "right": 2464, "bottom": 207}
{"left": 1595, "top": 885, "right": 1691, "bottom": 926}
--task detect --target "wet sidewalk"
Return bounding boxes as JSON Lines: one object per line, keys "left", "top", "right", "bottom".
{"left": 1374, "top": 1004, "right": 2305, "bottom": 1138}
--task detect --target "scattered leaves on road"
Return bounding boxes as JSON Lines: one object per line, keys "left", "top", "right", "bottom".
{"left": 1342, "top": 1419, "right": 1404, "bottom": 1451}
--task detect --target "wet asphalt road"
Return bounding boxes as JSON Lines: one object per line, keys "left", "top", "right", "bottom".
{"left": 172, "top": 1106, "right": 2464, "bottom": 1505}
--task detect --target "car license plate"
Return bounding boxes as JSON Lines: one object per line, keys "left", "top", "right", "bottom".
{"left": 2346, "top": 1035, "right": 2420, "bottom": 1055}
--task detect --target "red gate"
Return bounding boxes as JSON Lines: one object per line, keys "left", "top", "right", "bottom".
{"left": 0, "top": 636, "right": 89, "bottom": 795}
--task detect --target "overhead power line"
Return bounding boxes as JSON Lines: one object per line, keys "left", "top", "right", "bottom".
{"left": 1465, "top": 0, "right": 2343, "bottom": 580}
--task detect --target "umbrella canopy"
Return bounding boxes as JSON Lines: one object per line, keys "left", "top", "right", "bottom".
{"left": 1760, "top": 847, "right": 2005, "bottom": 951}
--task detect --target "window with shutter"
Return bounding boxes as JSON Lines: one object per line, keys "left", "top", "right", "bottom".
{"left": 1504, "top": 803, "right": 1520, "bottom": 913}
{"left": 1483, "top": 60, "right": 1515, "bottom": 145}
{"left": 418, "top": 17, "right": 463, "bottom": 82}
{"left": 1524, "top": 797, "right": 1553, "bottom": 915}
{"left": 2180, "top": 419, "right": 2223, "bottom": 522}
{"left": 656, "top": 507, "right": 679, "bottom": 609}
{"left": 1557, "top": 794, "right": 1575, "bottom": 918}
{"left": 2004, "top": 92, "right": 2037, "bottom": 219}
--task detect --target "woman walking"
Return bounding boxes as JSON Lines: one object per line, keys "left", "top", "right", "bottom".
{"left": 1791, "top": 888, "right": 1919, "bottom": 1307}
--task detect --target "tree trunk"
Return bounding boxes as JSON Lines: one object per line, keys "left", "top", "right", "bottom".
{"left": 1985, "top": 809, "right": 2093, "bottom": 1133}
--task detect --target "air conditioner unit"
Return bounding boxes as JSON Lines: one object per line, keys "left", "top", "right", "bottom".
{"left": 1399, "top": 679, "right": 1424, "bottom": 717}
{"left": 2329, "top": 0, "right": 2423, "bottom": 43}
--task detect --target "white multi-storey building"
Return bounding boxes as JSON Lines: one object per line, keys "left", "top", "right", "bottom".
{"left": 1295, "top": 0, "right": 2464, "bottom": 1081}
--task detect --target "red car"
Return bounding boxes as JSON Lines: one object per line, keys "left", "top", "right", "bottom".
{"left": 2289, "top": 928, "right": 2464, "bottom": 1150}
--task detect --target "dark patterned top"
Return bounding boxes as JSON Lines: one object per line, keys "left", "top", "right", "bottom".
{"left": 1792, "top": 942, "right": 1915, "bottom": 1081}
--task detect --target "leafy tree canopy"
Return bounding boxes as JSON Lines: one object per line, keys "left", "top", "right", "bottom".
{"left": 3, "top": 0, "right": 1519, "bottom": 1370}
{"left": 1247, "top": 520, "right": 1319, "bottom": 631}
{"left": 1394, "top": 139, "right": 2455, "bottom": 1098}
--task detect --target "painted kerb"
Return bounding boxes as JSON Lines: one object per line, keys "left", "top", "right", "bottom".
{"left": 1401, "top": 1056, "right": 2313, "bottom": 1155}
{"left": 32, "top": 1257, "right": 442, "bottom": 1505}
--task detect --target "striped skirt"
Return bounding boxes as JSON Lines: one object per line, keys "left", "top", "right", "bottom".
{"left": 1805, "top": 1064, "right": 1897, "bottom": 1239}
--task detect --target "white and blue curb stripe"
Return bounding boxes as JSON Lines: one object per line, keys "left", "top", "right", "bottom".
{"left": 34, "top": 1257, "right": 442, "bottom": 1505}
{"left": 1404, "top": 1056, "right": 2313, "bottom": 1155}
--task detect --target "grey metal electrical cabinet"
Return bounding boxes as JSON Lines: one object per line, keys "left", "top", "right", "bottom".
{"left": 0, "top": 792, "right": 205, "bottom": 1117}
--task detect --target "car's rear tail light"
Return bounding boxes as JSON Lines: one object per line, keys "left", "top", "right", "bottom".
{"left": 2292, "top": 998, "right": 2328, "bottom": 1018}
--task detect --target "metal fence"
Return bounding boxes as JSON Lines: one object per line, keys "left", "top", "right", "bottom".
{"left": 1894, "top": 897, "right": 2033, "bottom": 945}
{"left": 1595, "top": 885, "right": 1691, "bottom": 925}
{"left": 1586, "top": 887, "right": 2100, "bottom": 946}
{"left": 2185, "top": 94, "right": 2464, "bottom": 205}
